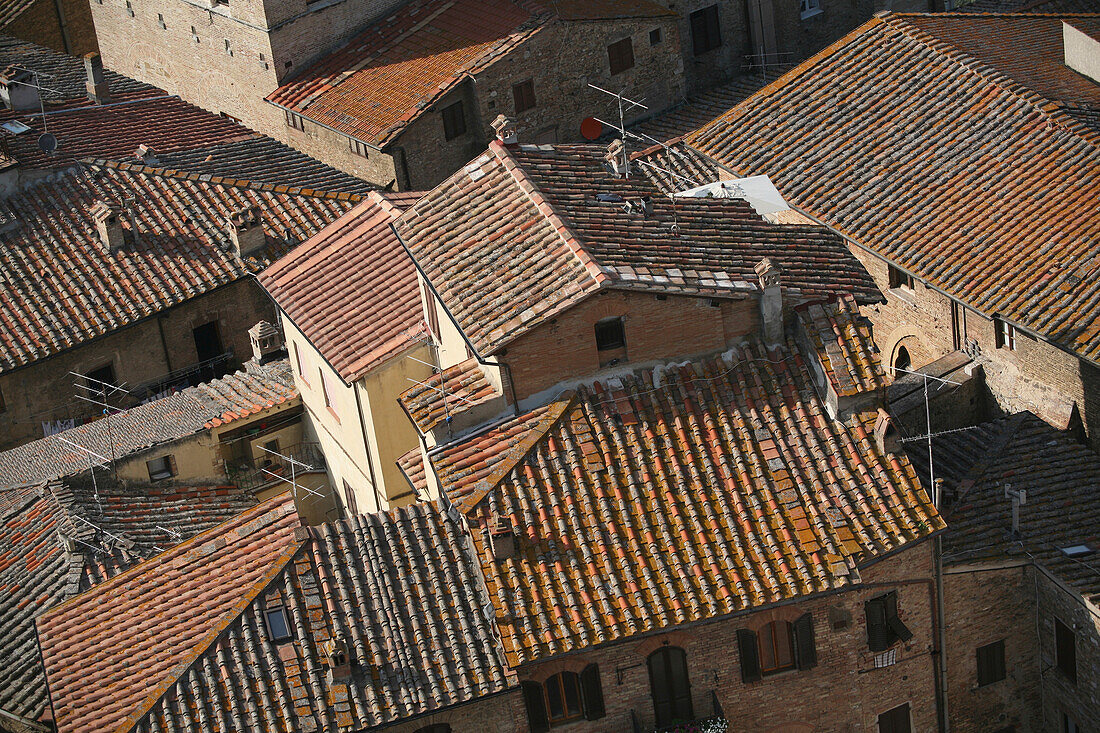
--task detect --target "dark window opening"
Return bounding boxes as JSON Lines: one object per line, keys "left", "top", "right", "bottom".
{"left": 1064, "top": 713, "right": 1081, "bottom": 733}
{"left": 977, "top": 639, "right": 1006, "bottom": 687}
{"left": 888, "top": 264, "right": 914, "bottom": 290}
{"left": 513, "top": 79, "right": 536, "bottom": 113}
{"left": 608, "top": 37, "right": 635, "bottom": 75}
{"left": 521, "top": 664, "right": 604, "bottom": 732}
{"left": 413, "top": 726, "right": 451, "bottom": 733}
{"left": 544, "top": 671, "right": 583, "bottom": 725}
{"left": 649, "top": 27, "right": 662, "bottom": 45}
{"left": 1055, "top": 618, "right": 1076, "bottom": 684}
{"left": 441, "top": 100, "right": 467, "bottom": 140}
{"left": 893, "top": 345, "right": 911, "bottom": 376}
{"left": 690, "top": 5, "right": 722, "bottom": 56}
{"left": 146, "top": 455, "right": 176, "bottom": 481}
{"left": 285, "top": 110, "right": 305, "bottom": 131}
{"left": 738, "top": 613, "right": 815, "bottom": 682}
{"left": 878, "top": 703, "right": 912, "bottom": 733}
{"left": 594, "top": 318, "right": 625, "bottom": 351}
{"left": 193, "top": 320, "right": 223, "bottom": 363}
{"left": 343, "top": 479, "right": 359, "bottom": 517}
{"left": 349, "top": 136, "right": 370, "bottom": 158}
{"left": 85, "top": 363, "right": 117, "bottom": 391}
{"left": 648, "top": 646, "right": 692, "bottom": 727}
{"left": 422, "top": 281, "right": 441, "bottom": 339}
{"left": 0, "top": 385, "right": 5, "bottom": 413}
{"left": 264, "top": 606, "right": 292, "bottom": 641}
{"left": 995, "top": 318, "right": 1017, "bottom": 351}
{"left": 865, "top": 591, "right": 913, "bottom": 652}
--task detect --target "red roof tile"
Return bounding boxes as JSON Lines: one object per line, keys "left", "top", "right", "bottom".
{"left": 688, "top": 13, "right": 1100, "bottom": 362}
{"left": 399, "top": 357, "right": 501, "bottom": 433}
{"left": 259, "top": 192, "right": 423, "bottom": 382}
{"left": 797, "top": 294, "right": 887, "bottom": 399}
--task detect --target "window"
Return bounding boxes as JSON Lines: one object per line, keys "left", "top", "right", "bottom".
{"left": 441, "top": 101, "right": 466, "bottom": 141}
{"left": 649, "top": 27, "right": 662, "bottom": 45}
{"left": 800, "top": 0, "right": 822, "bottom": 17}
{"left": 125, "top": 0, "right": 134, "bottom": 17}
{"left": 865, "top": 591, "right": 913, "bottom": 652}
{"left": 422, "top": 280, "right": 440, "bottom": 338}
{"left": 343, "top": 479, "right": 359, "bottom": 517}
{"left": 224, "top": 39, "right": 233, "bottom": 56}
{"left": 348, "top": 136, "right": 370, "bottom": 158}
{"left": 648, "top": 647, "right": 692, "bottom": 726}
{"left": 893, "top": 345, "right": 911, "bottom": 376}
{"left": 264, "top": 606, "right": 292, "bottom": 642}
{"left": 192, "top": 320, "right": 223, "bottom": 363}
{"left": 976, "top": 639, "right": 1006, "bottom": 686}
{"left": 512, "top": 79, "right": 536, "bottom": 113}
{"left": 594, "top": 317, "right": 625, "bottom": 351}
{"left": 292, "top": 342, "right": 307, "bottom": 383}
{"left": 521, "top": 664, "right": 604, "bottom": 732}
{"left": 259, "top": 52, "right": 268, "bottom": 69}
{"left": 84, "top": 363, "right": 117, "bottom": 392}
{"left": 320, "top": 368, "right": 338, "bottom": 418}
{"left": 887, "top": 264, "right": 914, "bottom": 290}
{"left": 737, "top": 613, "right": 816, "bottom": 682}
{"left": 413, "top": 726, "right": 451, "bottom": 733}
{"left": 995, "top": 318, "right": 1017, "bottom": 351}
{"left": 262, "top": 438, "right": 279, "bottom": 456}
{"left": 1064, "top": 713, "right": 1081, "bottom": 733}
{"left": 285, "top": 110, "right": 305, "bottom": 131}
{"left": 0, "top": 385, "right": 5, "bottom": 414}
{"left": 877, "top": 703, "right": 912, "bottom": 733}
{"left": 146, "top": 455, "right": 176, "bottom": 481}
{"left": 689, "top": 5, "right": 722, "bottom": 56}
{"left": 1055, "top": 618, "right": 1076, "bottom": 684}
{"left": 191, "top": 25, "right": 199, "bottom": 42}
{"left": 157, "top": 12, "right": 166, "bottom": 28}
{"left": 608, "top": 37, "right": 634, "bottom": 75}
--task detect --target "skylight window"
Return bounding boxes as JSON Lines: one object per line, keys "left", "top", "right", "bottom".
{"left": 0, "top": 120, "right": 31, "bottom": 135}
{"left": 1060, "top": 545, "right": 1093, "bottom": 558}
{"left": 264, "top": 606, "right": 292, "bottom": 641}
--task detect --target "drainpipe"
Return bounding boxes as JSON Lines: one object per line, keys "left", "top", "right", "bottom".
{"left": 52, "top": 0, "right": 73, "bottom": 54}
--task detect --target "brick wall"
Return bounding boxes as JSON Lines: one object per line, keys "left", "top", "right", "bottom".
{"left": 511, "top": 542, "right": 938, "bottom": 732}
{"left": 5, "top": 0, "right": 99, "bottom": 55}
{"left": 0, "top": 278, "right": 272, "bottom": 450}
{"left": 1034, "top": 567, "right": 1100, "bottom": 733}
{"left": 500, "top": 290, "right": 759, "bottom": 403}
{"left": 380, "top": 690, "right": 526, "bottom": 733}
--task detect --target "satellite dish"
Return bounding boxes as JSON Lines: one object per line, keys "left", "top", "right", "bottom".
{"left": 38, "top": 132, "right": 57, "bottom": 154}
{"left": 580, "top": 117, "right": 602, "bottom": 141}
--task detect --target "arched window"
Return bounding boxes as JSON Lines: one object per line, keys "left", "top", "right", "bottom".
{"left": 759, "top": 620, "right": 795, "bottom": 675}
{"left": 648, "top": 646, "right": 693, "bottom": 726}
{"left": 413, "top": 725, "right": 450, "bottom": 733}
{"left": 893, "top": 345, "right": 911, "bottom": 376}
{"left": 521, "top": 664, "right": 604, "bottom": 731}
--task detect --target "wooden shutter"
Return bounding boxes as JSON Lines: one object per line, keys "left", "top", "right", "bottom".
{"left": 167, "top": 453, "right": 178, "bottom": 478}
{"left": 580, "top": 664, "right": 605, "bottom": 720}
{"left": 521, "top": 681, "right": 549, "bottom": 733}
{"left": 737, "top": 628, "right": 761, "bottom": 682}
{"left": 1055, "top": 619, "right": 1077, "bottom": 683}
{"left": 793, "top": 613, "right": 817, "bottom": 670}
{"left": 866, "top": 596, "right": 890, "bottom": 652}
{"left": 884, "top": 592, "right": 914, "bottom": 643}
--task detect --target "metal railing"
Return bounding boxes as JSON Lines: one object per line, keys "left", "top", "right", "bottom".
{"left": 132, "top": 350, "right": 235, "bottom": 404}
{"left": 226, "top": 442, "right": 325, "bottom": 492}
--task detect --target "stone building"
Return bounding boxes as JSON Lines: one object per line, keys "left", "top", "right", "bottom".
{"left": 91, "top": 0, "right": 686, "bottom": 190}
{"left": 0, "top": 0, "right": 97, "bottom": 55}
{"left": 675, "top": 11, "right": 1100, "bottom": 446}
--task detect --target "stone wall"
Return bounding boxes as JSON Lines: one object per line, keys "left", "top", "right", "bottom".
{"left": 380, "top": 690, "right": 526, "bottom": 733}
{"left": 1035, "top": 567, "right": 1100, "bottom": 733}
{"left": 5, "top": 0, "right": 99, "bottom": 55}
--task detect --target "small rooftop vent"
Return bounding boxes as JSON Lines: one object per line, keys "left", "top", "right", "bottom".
{"left": 134, "top": 144, "right": 158, "bottom": 166}
{"left": 1064, "top": 22, "right": 1100, "bottom": 86}
{"left": 488, "top": 513, "right": 517, "bottom": 561}
{"left": 873, "top": 408, "right": 900, "bottom": 456}
{"left": 249, "top": 320, "right": 285, "bottom": 364}
{"left": 491, "top": 113, "right": 517, "bottom": 145}
{"left": 88, "top": 200, "right": 126, "bottom": 252}
{"left": 322, "top": 634, "right": 353, "bottom": 681}
{"left": 605, "top": 138, "right": 628, "bottom": 177}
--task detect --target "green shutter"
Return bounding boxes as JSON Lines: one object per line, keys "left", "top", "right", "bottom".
{"left": 521, "top": 681, "right": 549, "bottom": 733}
{"left": 580, "top": 663, "right": 605, "bottom": 720}
{"left": 794, "top": 612, "right": 817, "bottom": 670}
{"left": 736, "top": 628, "right": 761, "bottom": 682}
{"left": 885, "top": 591, "right": 914, "bottom": 643}
{"left": 865, "top": 597, "right": 890, "bottom": 652}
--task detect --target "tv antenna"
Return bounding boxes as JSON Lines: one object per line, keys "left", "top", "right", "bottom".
{"left": 587, "top": 83, "right": 648, "bottom": 178}
{"left": 402, "top": 326, "right": 478, "bottom": 437}
{"left": 255, "top": 444, "right": 325, "bottom": 502}
{"left": 70, "top": 371, "right": 130, "bottom": 481}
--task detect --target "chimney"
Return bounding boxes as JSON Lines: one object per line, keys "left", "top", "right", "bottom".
{"left": 134, "top": 144, "right": 158, "bottom": 166}
{"left": 249, "top": 320, "right": 285, "bottom": 364}
{"left": 873, "top": 408, "right": 900, "bottom": 456}
{"left": 322, "top": 635, "right": 353, "bottom": 681}
{"left": 488, "top": 513, "right": 517, "bottom": 561}
{"left": 1064, "top": 22, "right": 1100, "bottom": 85}
{"left": 605, "top": 138, "right": 628, "bottom": 177}
{"left": 754, "top": 257, "right": 783, "bottom": 345}
{"left": 0, "top": 66, "right": 39, "bottom": 112}
{"left": 89, "top": 201, "right": 125, "bottom": 252}
{"left": 84, "top": 52, "right": 111, "bottom": 105}
{"left": 490, "top": 113, "right": 517, "bottom": 144}
{"left": 225, "top": 204, "right": 266, "bottom": 258}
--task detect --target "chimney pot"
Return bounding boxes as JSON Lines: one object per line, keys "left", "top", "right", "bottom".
{"left": 488, "top": 514, "right": 517, "bottom": 561}
{"left": 491, "top": 114, "right": 518, "bottom": 144}
{"left": 249, "top": 320, "right": 285, "bottom": 364}
{"left": 605, "top": 138, "right": 628, "bottom": 177}
{"left": 134, "top": 144, "right": 158, "bottom": 165}
{"left": 873, "top": 408, "right": 901, "bottom": 456}
{"left": 84, "top": 52, "right": 111, "bottom": 105}
{"left": 225, "top": 204, "right": 266, "bottom": 259}
{"left": 322, "top": 635, "right": 353, "bottom": 681}
{"left": 755, "top": 257, "right": 784, "bottom": 345}
{"left": 89, "top": 200, "right": 126, "bottom": 252}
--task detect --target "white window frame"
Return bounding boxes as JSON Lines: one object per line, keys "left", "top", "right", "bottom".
{"left": 997, "top": 319, "right": 1017, "bottom": 351}
{"left": 800, "top": 0, "right": 823, "bottom": 19}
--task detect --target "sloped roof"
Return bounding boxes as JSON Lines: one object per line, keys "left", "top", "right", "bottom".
{"left": 38, "top": 497, "right": 513, "bottom": 733}
{"left": 426, "top": 337, "right": 943, "bottom": 665}
{"left": 0, "top": 358, "right": 297, "bottom": 489}
{"left": 797, "top": 294, "right": 887, "bottom": 399}
{"left": 260, "top": 192, "right": 424, "bottom": 383}
{"left": 0, "top": 163, "right": 358, "bottom": 373}
{"left": 266, "top": 0, "right": 542, "bottom": 147}
{"left": 399, "top": 357, "right": 500, "bottom": 433}
{"left": 910, "top": 412, "right": 1100, "bottom": 603}
{"left": 0, "top": 479, "right": 257, "bottom": 723}
{"left": 395, "top": 141, "right": 879, "bottom": 356}
{"left": 960, "top": 0, "right": 1100, "bottom": 12}
{"left": 0, "top": 0, "right": 35, "bottom": 28}
{"left": 687, "top": 13, "right": 1100, "bottom": 362}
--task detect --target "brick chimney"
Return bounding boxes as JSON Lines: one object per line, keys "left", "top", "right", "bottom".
{"left": 491, "top": 113, "right": 517, "bottom": 144}
{"left": 605, "top": 138, "right": 628, "bottom": 177}
{"left": 0, "top": 66, "right": 39, "bottom": 111}
{"left": 89, "top": 201, "right": 125, "bottom": 252}
{"left": 134, "top": 144, "right": 158, "bottom": 166}
{"left": 225, "top": 204, "right": 266, "bottom": 258}
{"left": 322, "top": 635, "right": 353, "bottom": 681}
{"left": 488, "top": 513, "right": 517, "bottom": 561}
{"left": 84, "top": 52, "right": 111, "bottom": 105}
{"left": 755, "top": 257, "right": 783, "bottom": 345}
{"left": 249, "top": 320, "right": 285, "bottom": 364}
{"left": 873, "top": 408, "right": 901, "bottom": 456}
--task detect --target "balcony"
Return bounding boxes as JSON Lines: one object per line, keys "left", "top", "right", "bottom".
{"left": 131, "top": 350, "right": 235, "bottom": 404}
{"left": 226, "top": 442, "right": 325, "bottom": 492}
{"left": 632, "top": 692, "right": 728, "bottom": 733}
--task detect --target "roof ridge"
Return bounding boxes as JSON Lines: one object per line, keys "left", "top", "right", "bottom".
{"left": 488, "top": 141, "right": 610, "bottom": 289}
{"left": 952, "top": 412, "right": 1031, "bottom": 504}
{"left": 86, "top": 158, "right": 367, "bottom": 201}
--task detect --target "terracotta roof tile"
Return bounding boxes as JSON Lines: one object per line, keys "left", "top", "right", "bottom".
{"left": 797, "top": 294, "right": 887, "bottom": 399}
{"left": 688, "top": 13, "right": 1100, "bottom": 362}
{"left": 399, "top": 357, "right": 500, "bottom": 433}
{"left": 259, "top": 193, "right": 423, "bottom": 383}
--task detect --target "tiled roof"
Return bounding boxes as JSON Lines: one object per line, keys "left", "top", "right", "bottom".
{"left": 797, "top": 295, "right": 887, "bottom": 399}
{"left": 260, "top": 193, "right": 423, "bottom": 383}
{"left": 687, "top": 13, "right": 1100, "bottom": 362}
{"left": 0, "top": 163, "right": 357, "bottom": 373}
{"left": 960, "top": 0, "right": 1100, "bottom": 12}
{"left": 396, "top": 141, "right": 879, "bottom": 356}
{"left": 0, "top": 479, "right": 257, "bottom": 722}
{"left": 399, "top": 358, "right": 499, "bottom": 433}
{"left": 909, "top": 412, "right": 1100, "bottom": 603}
{"left": 0, "top": 0, "right": 35, "bottom": 28}
{"left": 549, "top": 0, "right": 676, "bottom": 19}
{"left": 0, "top": 359, "right": 297, "bottom": 488}
{"left": 266, "top": 0, "right": 542, "bottom": 147}
{"left": 431, "top": 337, "right": 943, "bottom": 665}
{"left": 631, "top": 140, "right": 725, "bottom": 195}
{"left": 38, "top": 497, "right": 513, "bottom": 733}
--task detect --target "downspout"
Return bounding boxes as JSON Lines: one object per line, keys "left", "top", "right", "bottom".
{"left": 52, "top": 0, "right": 73, "bottom": 54}
{"left": 390, "top": 223, "right": 521, "bottom": 416}
{"left": 156, "top": 315, "right": 174, "bottom": 373}
{"left": 933, "top": 534, "right": 950, "bottom": 732}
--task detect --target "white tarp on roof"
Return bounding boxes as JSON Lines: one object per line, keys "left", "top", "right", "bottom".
{"left": 674, "top": 175, "right": 790, "bottom": 216}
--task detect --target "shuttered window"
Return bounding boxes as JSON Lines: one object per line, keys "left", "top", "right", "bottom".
{"left": 759, "top": 621, "right": 795, "bottom": 674}
{"left": 689, "top": 5, "right": 722, "bottom": 56}
{"left": 865, "top": 591, "right": 913, "bottom": 652}
{"left": 877, "top": 703, "right": 912, "bottom": 733}
{"left": 739, "top": 613, "right": 816, "bottom": 681}
{"left": 543, "top": 672, "right": 582, "bottom": 724}
{"left": 580, "top": 664, "right": 605, "bottom": 720}
{"left": 513, "top": 79, "right": 536, "bottom": 113}
{"left": 1055, "top": 618, "right": 1076, "bottom": 684}
{"left": 737, "top": 628, "right": 761, "bottom": 683}
{"left": 521, "top": 665, "right": 605, "bottom": 731}
{"left": 648, "top": 646, "right": 692, "bottom": 726}
{"left": 793, "top": 612, "right": 817, "bottom": 669}
{"left": 976, "top": 639, "right": 1006, "bottom": 686}
{"left": 441, "top": 100, "right": 466, "bottom": 140}
{"left": 608, "top": 37, "right": 635, "bottom": 75}
{"left": 522, "top": 681, "right": 549, "bottom": 732}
